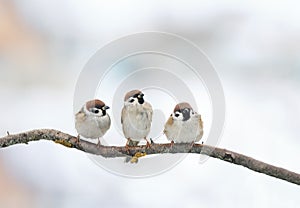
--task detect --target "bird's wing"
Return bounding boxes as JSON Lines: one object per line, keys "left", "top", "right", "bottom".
{"left": 108, "top": 114, "right": 111, "bottom": 127}
{"left": 103, "top": 113, "right": 111, "bottom": 130}
{"left": 196, "top": 114, "right": 204, "bottom": 141}
{"left": 194, "top": 113, "right": 203, "bottom": 129}
{"left": 75, "top": 108, "right": 86, "bottom": 122}
{"left": 163, "top": 116, "right": 173, "bottom": 134}
{"left": 144, "top": 102, "right": 153, "bottom": 122}
{"left": 196, "top": 114, "right": 203, "bottom": 128}
{"left": 121, "top": 107, "right": 125, "bottom": 124}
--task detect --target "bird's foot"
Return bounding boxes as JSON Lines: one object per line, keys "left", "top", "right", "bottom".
{"left": 146, "top": 142, "right": 151, "bottom": 149}
{"left": 189, "top": 141, "right": 196, "bottom": 150}
{"left": 125, "top": 138, "right": 131, "bottom": 153}
{"left": 144, "top": 138, "right": 151, "bottom": 149}
{"left": 96, "top": 138, "right": 102, "bottom": 148}
{"left": 125, "top": 144, "right": 130, "bottom": 153}
{"left": 75, "top": 134, "right": 81, "bottom": 145}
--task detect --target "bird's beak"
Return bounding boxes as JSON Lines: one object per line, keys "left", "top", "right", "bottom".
{"left": 138, "top": 93, "right": 144, "bottom": 99}
{"left": 103, "top": 106, "right": 110, "bottom": 110}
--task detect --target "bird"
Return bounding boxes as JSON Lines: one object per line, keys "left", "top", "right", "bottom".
{"left": 75, "top": 99, "right": 111, "bottom": 146}
{"left": 121, "top": 89, "right": 153, "bottom": 148}
{"left": 164, "top": 102, "right": 203, "bottom": 144}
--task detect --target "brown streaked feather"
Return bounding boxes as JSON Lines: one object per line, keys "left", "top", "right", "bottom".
{"left": 196, "top": 114, "right": 204, "bottom": 140}
{"left": 86, "top": 99, "right": 105, "bottom": 110}
{"left": 198, "top": 114, "right": 203, "bottom": 130}
{"left": 174, "top": 102, "right": 193, "bottom": 112}
{"left": 124, "top": 90, "right": 142, "bottom": 101}
{"left": 75, "top": 108, "right": 87, "bottom": 122}
{"left": 166, "top": 116, "right": 174, "bottom": 126}
{"left": 163, "top": 116, "right": 173, "bottom": 134}
{"left": 121, "top": 107, "right": 126, "bottom": 124}
{"left": 144, "top": 102, "right": 153, "bottom": 122}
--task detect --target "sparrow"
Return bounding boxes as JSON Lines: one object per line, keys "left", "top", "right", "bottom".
{"left": 164, "top": 102, "right": 203, "bottom": 144}
{"left": 75, "top": 99, "right": 111, "bottom": 145}
{"left": 121, "top": 90, "right": 153, "bottom": 148}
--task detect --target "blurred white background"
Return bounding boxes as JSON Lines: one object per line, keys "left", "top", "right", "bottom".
{"left": 0, "top": 0, "right": 300, "bottom": 207}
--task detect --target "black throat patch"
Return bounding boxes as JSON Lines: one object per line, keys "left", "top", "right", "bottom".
{"left": 138, "top": 98, "right": 144, "bottom": 104}
{"left": 182, "top": 109, "right": 191, "bottom": 121}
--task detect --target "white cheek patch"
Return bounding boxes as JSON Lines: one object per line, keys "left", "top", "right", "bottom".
{"left": 173, "top": 112, "right": 183, "bottom": 120}
{"left": 98, "top": 110, "right": 104, "bottom": 116}
{"left": 126, "top": 98, "right": 138, "bottom": 106}
{"left": 92, "top": 110, "right": 102, "bottom": 117}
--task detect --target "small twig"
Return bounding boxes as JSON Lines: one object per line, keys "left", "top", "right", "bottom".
{"left": 0, "top": 129, "right": 299, "bottom": 186}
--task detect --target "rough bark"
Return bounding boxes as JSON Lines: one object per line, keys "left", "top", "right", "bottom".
{"left": 1, "top": 129, "right": 299, "bottom": 186}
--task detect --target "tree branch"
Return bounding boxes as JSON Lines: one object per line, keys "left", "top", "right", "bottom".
{"left": 0, "top": 129, "right": 299, "bottom": 186}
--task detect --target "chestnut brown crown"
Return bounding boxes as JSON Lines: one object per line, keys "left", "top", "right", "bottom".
{"left": 86, "top": 99, "right": 106, "bottom": 110}
{"left": 124, "top": 90, "right": 143, "bottom": 101}
{"left": 173, "top": 102, "right": 193, "bottom": 113}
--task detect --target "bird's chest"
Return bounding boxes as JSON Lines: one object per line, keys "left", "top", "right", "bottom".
{"left": 126, "top": 110, "right": 149, "bottom": 126}
{"left": 76, "top": 117, "right": 100, "bottom": 138}
{"left": 81, "top": 117, "right": 101, "bottom": 133}
{"left": 136, "top": 111, "right": 148, "bottom": 121}
{"left": 169, "top": 119, "right": 198, "bottom": 138}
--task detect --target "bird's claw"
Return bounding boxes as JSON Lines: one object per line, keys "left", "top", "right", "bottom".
{"left": 75, "top": 135, "right": 81, "bottom": 146}
{"left": 144, "top": 138, "right": 151, "bottom": 149}
{"left": 145, "top": 141, "right": 151, "bottom": 149}
{"left": 125, "top": 144, "right": 131, "bottom": 154}
{"left": 96, "top": 141, "right": 102, "bottom": 148}
{"left": 125, "top": 138, "right": 133, "bottom": 153}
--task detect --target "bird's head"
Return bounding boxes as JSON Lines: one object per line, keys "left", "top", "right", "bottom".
{"left": 172, "top": 102, "right": 195, "bottom": 121}
{"left": 85, "top": 99, "right": 110, "bottom": 117}
{"left": 124, "top": 89, "right": 145, "bottom": 106}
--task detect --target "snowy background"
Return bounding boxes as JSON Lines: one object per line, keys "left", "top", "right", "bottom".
{"left": 0, "top": 0, "right": 300, "bottom": 207}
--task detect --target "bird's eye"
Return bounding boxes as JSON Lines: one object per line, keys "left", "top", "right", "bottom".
{"left": 129, "top": 99, "right": 135, "bottom": 103}
{"left": 175, "top": 113, "right": 180, "bottom": 117}
{"left": 94, "top": 110, "right": 99, "bottom": 114}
